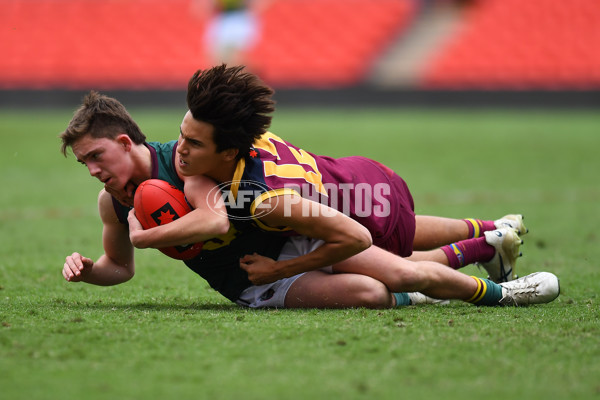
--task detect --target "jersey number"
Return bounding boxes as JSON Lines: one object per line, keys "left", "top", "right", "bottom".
{"left": 261, "top": 135, "right": 327, "bottom": 196}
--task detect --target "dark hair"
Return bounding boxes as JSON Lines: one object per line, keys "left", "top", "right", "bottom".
{"left": 186, "top": 64, "right": 275, "bottom": 158}
{"left": 60, "top": 90, "right": 146, "bottom": 156}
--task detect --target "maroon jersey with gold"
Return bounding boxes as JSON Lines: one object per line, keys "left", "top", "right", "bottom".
{"left": 226, "top": 132, "right": 416, "bottom": 257}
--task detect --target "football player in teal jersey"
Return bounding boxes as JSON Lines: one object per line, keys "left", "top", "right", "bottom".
{"left": 59, "top": 90, "right": 451, "bottom": 308}
{"left": 136, "top": 64, "right": 560, "bottom": 307}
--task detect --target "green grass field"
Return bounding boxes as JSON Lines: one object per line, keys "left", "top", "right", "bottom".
{"left": 1, "top": 106, "right": 599, "bottom": 400}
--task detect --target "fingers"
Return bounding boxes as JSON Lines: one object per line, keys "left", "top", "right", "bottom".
{"left": 239, "top": 254, "right": 257, "bottom": 276}
{"left": 62, "top": 252, "right": 93, "bottom": 282}
{"left": 125, "top": 181, "right": 136, "bottom": 199}
{"left": 239, "top": 255, "right": 252, "bottom": 264}
{"left": 127, "top": 209, "right": 147, "bottom": 248}
{"left": 239, "top": 253, "right": 280, "bottom": 285}
{"left": 105, "top": 182, "right": 135, "bottom": 207}
{"left": 127, "top": 209, "right": 140, "bottom": 226}
{"left": 240, "top": 252, "right": 259, "bottom": 262}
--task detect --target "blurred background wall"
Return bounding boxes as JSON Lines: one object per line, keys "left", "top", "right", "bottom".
{"left": 1, "top": 0, "right": 599, "bottom": 107}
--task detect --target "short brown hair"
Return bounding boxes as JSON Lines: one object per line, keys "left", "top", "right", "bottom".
{"left": 187, "top": 64, "right": 275, "bottom": 158}
{"left": 60, "top": 91, "right": 146, "bottom": 156}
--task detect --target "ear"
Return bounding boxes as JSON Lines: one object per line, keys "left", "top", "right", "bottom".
{"left": 115, "top": 134, "right": 133, "bottom": 152}
{"left": 222, "top": 148, "right": 239, "bottom": 162}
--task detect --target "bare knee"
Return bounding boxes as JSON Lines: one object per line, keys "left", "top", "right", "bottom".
{"left": 284, "top": 271, "right": 394, "bottom": 309}
{"left": 385, "top": 265, "right": 428, "bottom": 293}
{"left": 352, "top": 280, "right": 392, "bottom": 309}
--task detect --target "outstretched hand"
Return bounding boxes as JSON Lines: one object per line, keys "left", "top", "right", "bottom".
{"left": 62, "top": 252, "right": 94, "bottom": 282}
{"left": 239, "top": 253, "right": 283, "bottom": 285}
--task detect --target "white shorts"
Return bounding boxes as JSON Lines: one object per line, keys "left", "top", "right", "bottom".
{"left": 235, "top": 237, "right": 327, "bottom": 308}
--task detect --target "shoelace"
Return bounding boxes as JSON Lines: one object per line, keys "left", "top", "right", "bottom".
{"left": 500, "top": 282, "right": 539, "bottom": 306}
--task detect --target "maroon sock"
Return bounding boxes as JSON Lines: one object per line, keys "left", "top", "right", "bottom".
{"left": 441, "top": 237, "right": 495, "bottom": 269}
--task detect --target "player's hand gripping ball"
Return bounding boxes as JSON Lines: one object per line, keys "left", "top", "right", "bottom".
{"left": 133, "top": 179, "right": 203, "bottom": 260}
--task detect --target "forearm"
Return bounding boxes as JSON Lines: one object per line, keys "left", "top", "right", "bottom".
{"left": 274, "top": 238, "right": 370, "bottom": 278}
{"left": 130, "top": 209, "right": 229, "bottom": 249}
{"left": 79, "top": 254, "right": 135, "bottom": 286}
{"left": 243, "top": 196, "right": 373, "bottom": 284}
{"left": 71, "top": 190, "right": 136, "bottom": 286}
{"left": 131, "top": 173, "right": 230, "bottom": 249}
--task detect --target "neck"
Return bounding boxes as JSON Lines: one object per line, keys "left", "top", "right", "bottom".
{"left": 130, "top": 143, "right": 153, "bottom": 184}
{"left": 208, "top": 159, "right": 239, "bottom": 184}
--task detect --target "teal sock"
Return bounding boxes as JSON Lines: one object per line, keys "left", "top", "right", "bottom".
{"left": 393, "top": 292, "right": 411, "bottom": 306}
{"left": 467, "top": 276, "right": 503, "bottom": 306}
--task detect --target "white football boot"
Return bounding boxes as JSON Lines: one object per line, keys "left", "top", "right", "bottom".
{"left": 407, "top": 293, "right": 450, "bottom": 305}
{"left": 499, "top": 272, "right": 560, "bottom": 306}
{"left": 495, "top": 214, "right": 528, "bottom": 235}
{"left": 478, "top": 228, "right": 523, "bottom": 283}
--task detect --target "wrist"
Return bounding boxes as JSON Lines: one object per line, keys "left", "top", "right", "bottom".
{"left": 129, "top": 230, "right": 149, "bottom": 249}
{"left": 274, "top": 258, "right": 299, "bottom": 279}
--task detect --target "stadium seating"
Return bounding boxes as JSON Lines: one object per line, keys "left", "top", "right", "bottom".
{"left": 0, "top": 0, "right": 415, "bottom": 90}
{"left": 0, "top": 0, "right": 210, "bottom": 89}
{"left": 421, "top": 0, "right": 600, "bottom": 89}
{"left": 247, "top": 0, "right": 416, "bottom": 88}
{"left": 1, "top": 0, "right": 598, "bottom": 90}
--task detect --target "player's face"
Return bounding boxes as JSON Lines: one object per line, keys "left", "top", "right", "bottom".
{"left": 177, "top": 111, "right": 236, "bottom": 181}
{"left": 71, "top": 134, "right": 134, "bottom": 190}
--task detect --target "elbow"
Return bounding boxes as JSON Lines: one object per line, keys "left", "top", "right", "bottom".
{"left": 331, "top": 220, "right": 372, "bottom": 256}
{"left": 347, "top": 225, "right": 372, "bottom": 254}
{"left": 356, "top": 226, "right": 373, "bottom": 252}
{"left": 122, "top": 271, "right": 135, "bottom": 283}
{"left": 119, "top": 265, "right": 135, "bottom": 284}
{"left": 117, "top": 260, "right": 136, "bottom": 284}
{"left": 213, "top": 218, "right": 231, "bottom": 236}
{"left": 199, "top": 214, "right": 230, "bottom": 238}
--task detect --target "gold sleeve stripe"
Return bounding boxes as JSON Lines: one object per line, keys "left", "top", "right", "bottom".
{"left": 250, "top": 188, "right": 300, "bottom": 215}
{"left": 230, "top": 157, "right": 247, "bottom": 198}
{"left": 249, "top": 189, "right": 300, "bottom": 232}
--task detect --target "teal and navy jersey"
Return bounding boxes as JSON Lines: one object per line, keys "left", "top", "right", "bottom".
{"left": 226, "top": 132, "right": 416, "bottom": 257}
{"left": 112, "top": 140, "right": 287, "bottom": 301}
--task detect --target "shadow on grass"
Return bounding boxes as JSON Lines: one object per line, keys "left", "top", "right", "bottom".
{"left": 47, "top": 297, "right": 242, "bottom": 312}
{"left": 44, "top": 298, "right": 372, "bottom": 314}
